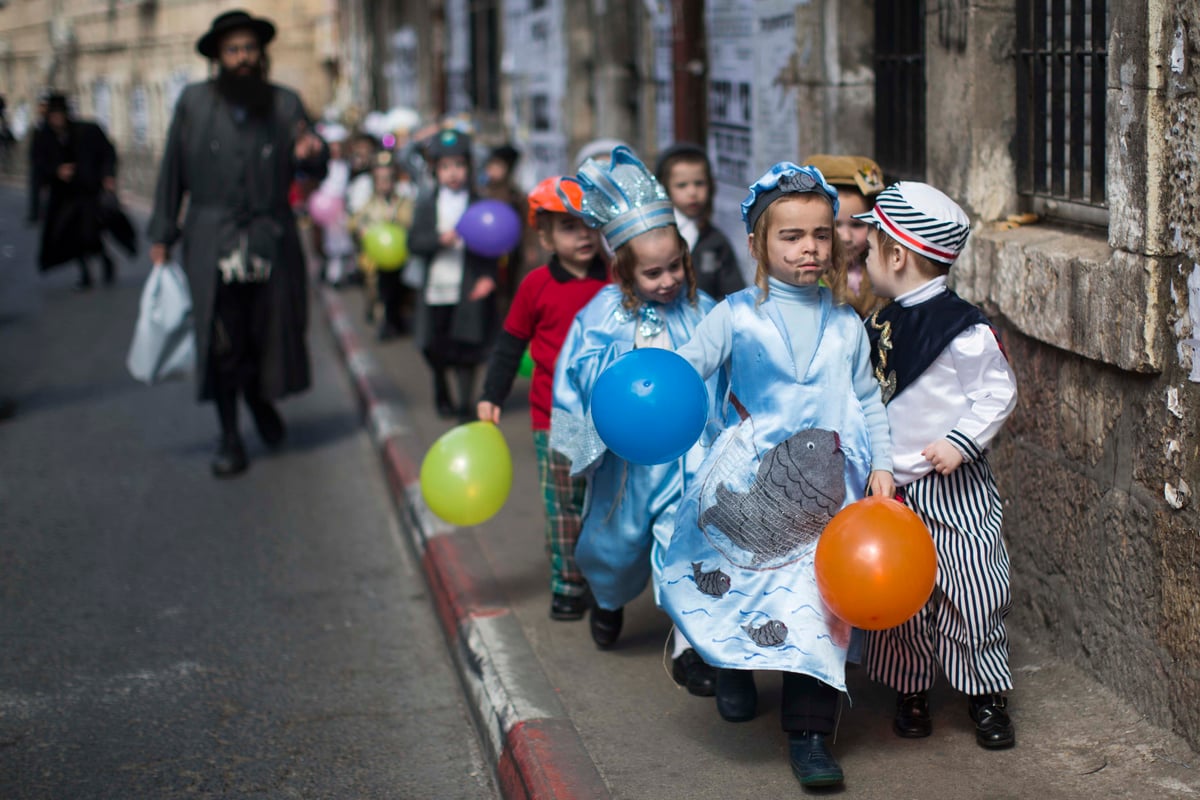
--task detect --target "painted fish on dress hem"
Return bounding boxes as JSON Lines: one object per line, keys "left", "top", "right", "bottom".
{"left": 691, "top": 562, "right": 731, "bottom": 597}
{"left": 743, "top": 619, "right": 788, "bottom": 647}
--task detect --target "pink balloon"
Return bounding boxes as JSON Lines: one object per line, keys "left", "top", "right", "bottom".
{"left": 309, "top": 191, "right": 344, "bottom": 226}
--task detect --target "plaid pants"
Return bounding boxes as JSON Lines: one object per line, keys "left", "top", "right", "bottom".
{"left": 533, "top": 429, "right": 588, "bottom": 597}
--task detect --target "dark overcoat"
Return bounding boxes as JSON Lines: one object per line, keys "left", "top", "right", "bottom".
{"left": 147, "top": 81, "right": 326, "bottom": 402}
{"left": 34, "top": 120, "right": 116, "bottom": 269}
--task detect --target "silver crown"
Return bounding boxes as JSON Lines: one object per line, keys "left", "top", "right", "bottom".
{"left": 558, "top": 145, "right": 676, "bottom": 250}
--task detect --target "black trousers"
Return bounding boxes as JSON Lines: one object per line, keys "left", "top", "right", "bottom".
{"left": 376, "top": 269, "right": 408, "bottom": 332}
{"left": 210, "top": 280, "right": 269, "bottom": 436}
{"left": 780, "top": 672, "right": 840, "bottom": 734}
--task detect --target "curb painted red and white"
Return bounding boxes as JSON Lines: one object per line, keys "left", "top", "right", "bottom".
{"left": 320, "top": 287, "right": 611, "bottom": 800}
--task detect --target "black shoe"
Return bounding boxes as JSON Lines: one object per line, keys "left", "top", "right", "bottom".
{"left": 247, "top": 399, "right": 285, "bottom": 448}
{"left": 102, "top": 258, "right": 115, "bottom": 285}
{"left": 550, "top": 592, "right": 588, "bottom": 621}
{"left": 969, "top": 694, "right": 1015, "bottom": 749}
{"left": 715, "top": 669, "right": 757, "bottom": 722}
{"left": 788, "top": 731, "right": 844, "bottom": 788}
{"left": 894, "top": 691, "right": 932, "bottom": 738}
{"left": 73, "top": 276, "right": 93, "bottom": 292}
{"left": 589, "top": 606, "right": 623, "bottom": 648}
{"left": 672, "top": 648, "right": 717, "bottom": 697}
{"left": 436, "top": 400, "right": 457, "bottom": 419}
{"left": 211, "top": 435, "right": 248, "bottom": 478}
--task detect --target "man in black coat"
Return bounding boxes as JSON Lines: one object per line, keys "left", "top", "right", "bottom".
{"left": 33, "top": 93, "right": 118, "bottom": 289}
{"left": 147, "top": 9, "right": 327, "bottom": 478}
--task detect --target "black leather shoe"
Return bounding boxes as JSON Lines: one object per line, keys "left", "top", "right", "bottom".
{"left": 894, "top": 691, "right": 932, "bottom": 738}
{"left": 589, "top": 605, "right": 623, "bottom": 648}
{"left": 248, "top": 399, "right": 285, "bottom": 448}
{"left": 211, "top": 436, "right": 248, "bottom": 478}
{"left": 788, "top": 731, "right": 844, "bottom": 788}
{"left": 715, "top": 669, "right": 757, "bottom": 722}
{"left": 672, "top": 648, "right": 717, "bottom": 697}
{"left": 969, "top": 694, "right": 1015, "bottom": 749}
{"left": 550, "top": 592, "right": 588, "bottom": 621}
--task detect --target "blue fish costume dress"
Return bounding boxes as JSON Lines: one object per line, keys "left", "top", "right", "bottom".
{"left": 550, "top": 284, "right": 718, "bottom": 611}
{"left": 660, "top": 285, "right": 877, "bottom": 691}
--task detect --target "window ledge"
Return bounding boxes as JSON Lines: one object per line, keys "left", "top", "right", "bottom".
{"left": 952, "top": 224, "right": 1165, "bottom": 373}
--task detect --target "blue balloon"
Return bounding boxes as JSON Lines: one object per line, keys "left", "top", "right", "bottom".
{"left": 591, "top": 349, "right": 708, "bottom": 465}
{"left": 456, "top": 199, "right": 522, "bottom": 258}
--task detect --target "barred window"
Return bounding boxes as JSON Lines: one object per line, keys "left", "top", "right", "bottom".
{"left": 874, "top": 0, "right": 926, "bottom": 182}
{"left": 468, "top": 0, "right": 500, "bottom": 113}
{"left": 1016, "top": 0, "right": 1108, "bottom": 226}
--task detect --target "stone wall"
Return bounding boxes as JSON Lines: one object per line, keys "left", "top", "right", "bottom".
{"left": 936, "top": 0, "right": 1200, "bottom": 749}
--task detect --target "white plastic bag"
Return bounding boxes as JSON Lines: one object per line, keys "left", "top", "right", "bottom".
{"left": 127, "top": 262, "right": 195, "bottom": 384}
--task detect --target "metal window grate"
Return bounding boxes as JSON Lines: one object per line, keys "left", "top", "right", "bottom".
{"left": 875, "top": 0, "right": 926, "bottom": 182}
{"left": 1016, "top": 0, "right": 1107, "bottom": 218}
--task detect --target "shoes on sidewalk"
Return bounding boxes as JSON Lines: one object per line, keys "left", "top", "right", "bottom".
{"left": 550, "top": 592, "right": 588, "bottom": 621}
{"left": 589, "top": 605, "right": 623, "bottom": 648}
{"left": 788, "top": 731, "right": 844, "bottom": 788}
{"left": 671, "top": 648, "right": 717, "bottom": 697}
{"left": 715, "top": 669, "right": 757, "bottom": 722}
{"left": 211, "top": 434, "right": 248, "bottom": 478}
{"left": 894, "top": 690, "right": 932, "bottom": 738}
{"left": 969, "top": 694, "right": 1015, "bottom": 749}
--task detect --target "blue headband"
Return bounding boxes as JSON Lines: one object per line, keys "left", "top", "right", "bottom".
{"left": 741, "top": 163, "right": 840, "bottom": 234}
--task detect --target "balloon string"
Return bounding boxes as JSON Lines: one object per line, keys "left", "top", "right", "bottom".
{"left": 603, "top": 461, "right": 629, "bottom": 524}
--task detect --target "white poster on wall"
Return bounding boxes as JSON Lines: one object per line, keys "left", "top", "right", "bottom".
{"left": 706, "top": 0, "right": 756, "bottom": 282}
{"left": 754, "top": 1, "right": 803, "bottom": 168}
{"left": 385, "top": 27, "right": 420, "bottom": 111}
{"left": 504, "top": 0, "right": 567, "bottom": 188}
{"left": 130, "top": 85, "right": 149, "bottom": 146}
{"left": 445, "top": 0, "right": 472, "bottom": 115}
{"left": 651, "top": 0, "right": 674, "bottom": 154}
{"left": 92, "top": 78, "right": 112, "bottom": 132}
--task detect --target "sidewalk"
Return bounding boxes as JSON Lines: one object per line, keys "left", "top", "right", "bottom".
{"left": 318, "top": 280, "right": 1200, "bottom": 800}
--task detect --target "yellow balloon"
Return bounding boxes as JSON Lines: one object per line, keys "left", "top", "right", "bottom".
{"left": 419, "top": 422, "right": 513, "bottom": 526}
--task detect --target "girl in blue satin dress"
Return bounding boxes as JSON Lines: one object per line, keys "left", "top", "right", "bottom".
{"left": 549, "top": 146, "right": 721, "bottom": 695}
{"left": 661, "top": 163, "right": 894, "bottom": 789}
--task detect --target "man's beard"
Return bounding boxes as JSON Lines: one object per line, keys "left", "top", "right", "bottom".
{"left": 215, "top": 61, "right": 272, "bottom": 115}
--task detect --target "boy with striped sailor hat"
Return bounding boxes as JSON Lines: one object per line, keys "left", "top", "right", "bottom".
{"left": 856, "top": 181, "right": 1021, "bottom": 750}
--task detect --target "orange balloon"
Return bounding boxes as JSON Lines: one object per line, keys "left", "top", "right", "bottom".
{"left": 814, "top": 496, "right": 937, "bottom": 630}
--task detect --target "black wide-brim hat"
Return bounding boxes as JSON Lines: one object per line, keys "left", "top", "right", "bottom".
{"left": 196, "top": 10, "right": 277, "bottom": 59}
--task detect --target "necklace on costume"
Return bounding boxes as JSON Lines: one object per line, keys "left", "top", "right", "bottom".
{"left": 613, "top": 302, "right": 666, "bottom": 339}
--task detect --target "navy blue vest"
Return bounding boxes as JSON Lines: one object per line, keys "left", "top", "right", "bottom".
{"left": 866, "top": 290, "right": 997, "bottom": 404}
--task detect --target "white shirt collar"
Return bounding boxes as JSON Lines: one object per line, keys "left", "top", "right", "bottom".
{"left": 896, "top": 275, "right": 948, "bottom": 307}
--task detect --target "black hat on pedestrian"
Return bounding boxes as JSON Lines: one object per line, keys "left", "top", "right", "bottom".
{"left": 45, "top": 93, "right": 69, "bottom": 114}
{"left": 196, "top": 10, "right": 277, "bottom": 59}
{"left": 425, "top": 128, "right": 473, "bottom": 162}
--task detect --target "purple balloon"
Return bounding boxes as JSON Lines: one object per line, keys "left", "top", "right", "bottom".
{"left": 456, "top": 199, "right": 522, "bottom": 258}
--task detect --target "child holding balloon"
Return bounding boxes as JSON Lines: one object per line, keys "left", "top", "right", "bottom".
{"left": 408, "top": 129, "right": 499, "bottom": 421}
{"left": 855, "top": 182, "right": 1019, "bottom": 750}
{"left": 476, "top": 176, "right": 609, "bottom": 622}
{"left": 550, "top": 146, "right": 724, "bottom": 696}
{"left": 659, "top": 162, "right": 894, "bottom": 790}
{"left": 350, "top": 151, "right": 414, "bottom": 336}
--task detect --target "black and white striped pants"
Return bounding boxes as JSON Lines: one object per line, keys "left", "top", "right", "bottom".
{"left": 865, "top": 458, "right": 1013, "bottom": 696}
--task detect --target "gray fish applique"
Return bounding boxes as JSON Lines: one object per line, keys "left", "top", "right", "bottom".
{"left": 700, "top": 428, "right": 846, "bottom": 565}
{"left": 692, "top": 562, "right": 731, "bottom": 598}
{"left": 743, "top": 619, "right": 788, "bottom": 647}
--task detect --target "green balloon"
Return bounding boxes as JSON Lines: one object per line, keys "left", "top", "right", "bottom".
{"left": 518, "top": 348, "right": 534, "bottom": 378}
{"left": 420, "top": 422, "right": 513, "bottom": 526}
{"left": 363, "top": 222, "right": 409, "bottom": 271}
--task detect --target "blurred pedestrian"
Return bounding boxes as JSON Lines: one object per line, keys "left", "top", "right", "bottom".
{"left": 146, "top": 9, "right": 329, "bottom": 478}
{"left": 479, "top": 143, "right": 529, "bottom": 302}
{"left": 655, "top": 142, "right": 744, "bottom": 301}
{"left": 33, "top": 93, "right": 119, "bottom": 290}
{"left": 26, "top": 90, "right": 51, "bottom": 224}
{"left": 408, "top": 129, "right": 499, "bottom": 422}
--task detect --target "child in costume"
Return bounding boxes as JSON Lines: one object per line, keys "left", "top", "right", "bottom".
{"left": 549, "top": 146, "right": 722, "bottom": 696}
{"left": 660, "top": 162, "right": 894, "bottom": 789}
{"left": 315, "top": 123, "right": 354, "bottom": 287}
{"left": 476, "top": 176, "right": 609, "bottom": 621}
{"left": 350, "top": 151, "right": 415, "bottom": 336}
{"left": 856, "top": 182, "right": 1019, "bottom": 750}
{"left": 408, "top": 129, "right": 498, "bottom": 421}
{"left": 802, "top": 154, "right": 886, "bottom": 318}
{"left": 655, "top": 143, "right": 745, "bottom": 301}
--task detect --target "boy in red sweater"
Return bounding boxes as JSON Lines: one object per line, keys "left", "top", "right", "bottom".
{"left": 477, "top": 177, "right": 610, "bottom": 620}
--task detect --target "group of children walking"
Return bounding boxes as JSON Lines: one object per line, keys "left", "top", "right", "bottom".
{"left": 449, "top": 133, "right": 1020, "bottom": 791}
